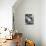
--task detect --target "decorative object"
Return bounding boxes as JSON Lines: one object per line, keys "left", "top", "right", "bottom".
{"left": 25, "top": 14, "right": 34, "bottom": 25}
{"left": 25, "top": 40, "right": 35, "bottom": 46}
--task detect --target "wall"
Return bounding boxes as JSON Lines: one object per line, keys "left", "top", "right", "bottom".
{"left": 0, "top": 0, "right": 16, "bottom": 30}
{"left": 41, "top": 0, "right": 46, "bottom": 46}
{"left": 13, "top": 0, "right": 41, "bottom": 46}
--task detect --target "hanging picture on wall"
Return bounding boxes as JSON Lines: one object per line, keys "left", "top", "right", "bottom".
{"left": 25, "top": 14, "right": 34, "bottom": 25}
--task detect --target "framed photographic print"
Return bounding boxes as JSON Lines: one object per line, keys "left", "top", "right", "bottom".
{"left": 25, "top": 14, "right": 34, "bottom": 25}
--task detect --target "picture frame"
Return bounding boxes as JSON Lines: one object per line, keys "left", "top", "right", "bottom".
{"left": 25, "top": 14, "right": 34, "bottom": 25}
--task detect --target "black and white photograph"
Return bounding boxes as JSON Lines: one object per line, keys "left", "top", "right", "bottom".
{"left": 25, "top": 14, "right": 34, "bottom": 25}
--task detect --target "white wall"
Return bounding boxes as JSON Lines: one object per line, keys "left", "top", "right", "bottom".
{"left": 41, "top": 0, "right": 46, "bottom": 46}
{"left": 13, "top": 0, "right": 41, "bottom": 46}
{"left": 0, "top": 0, "right": 16, "bottom": 30}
